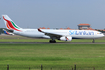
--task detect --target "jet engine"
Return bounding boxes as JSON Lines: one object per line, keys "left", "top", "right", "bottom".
{"left": 59, "top": 36, "right": 72, "bottom": 41}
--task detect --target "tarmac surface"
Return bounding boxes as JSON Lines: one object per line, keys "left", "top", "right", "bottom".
{"left": 0, "top": 42, "right": 105, "bottom": 44}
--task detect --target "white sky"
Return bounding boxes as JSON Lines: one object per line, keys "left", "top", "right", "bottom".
{"left": 0, "top": 0, "right": 105, "bottom": 29}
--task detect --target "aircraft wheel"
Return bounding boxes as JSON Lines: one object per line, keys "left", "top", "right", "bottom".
{"left": 53, "top": 40, "right": 56, "bottom": 43}
{"left": 49, "top": 40, "right": 52, "bottom": 43}
{"left": 49, "top": 40, "right": 56, "bottom": 43}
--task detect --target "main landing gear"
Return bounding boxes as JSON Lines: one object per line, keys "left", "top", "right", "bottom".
{"left": 49, "top": 40, "right": 56, "bottom": 43}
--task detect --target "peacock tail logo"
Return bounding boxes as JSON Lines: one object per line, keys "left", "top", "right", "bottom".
{"left": 3, "top": 16, "right": 21, "bottom": 31}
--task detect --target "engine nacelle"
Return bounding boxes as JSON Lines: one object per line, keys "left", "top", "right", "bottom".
{"left": 59, "top": 36, "right": 72, "bottom": 41}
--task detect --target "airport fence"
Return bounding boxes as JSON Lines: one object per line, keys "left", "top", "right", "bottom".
{"left": 0, "top": 64, "right": 103, "bottom": 70}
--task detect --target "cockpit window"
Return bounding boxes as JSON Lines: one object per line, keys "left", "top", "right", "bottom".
{"left": 97, "top": 32, "right": 102, "bottom": 34}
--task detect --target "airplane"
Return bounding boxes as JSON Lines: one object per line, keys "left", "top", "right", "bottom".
{"left": 3, "top": 29, "right": 14, "bottom": 35}
{"left": 2, "top": 15, "right": 104, "bottom": 43}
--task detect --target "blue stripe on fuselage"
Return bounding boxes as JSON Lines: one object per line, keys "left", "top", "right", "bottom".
{"left": 69, "top": 31, "right": 94, "bottom": 35}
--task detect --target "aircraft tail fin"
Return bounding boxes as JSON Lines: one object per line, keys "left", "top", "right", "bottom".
{"left": 2, "top": 15, "right": 21, "bottom": 31}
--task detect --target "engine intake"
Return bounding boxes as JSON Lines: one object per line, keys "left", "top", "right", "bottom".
{"left": 59, "top": 36, "right": 72, "bottom": 41}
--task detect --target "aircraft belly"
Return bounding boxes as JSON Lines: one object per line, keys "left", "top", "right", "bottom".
{"left": 14, "top": 31, "right": 44, "bottom": 38}
{"left": 71, "top": 35, "right": 94, "bottom": 39}
{"left": 23, "top": 33, "right": 44, "bottom": 38}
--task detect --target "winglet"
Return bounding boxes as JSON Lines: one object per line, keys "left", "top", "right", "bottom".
{"left": 38, "top": 28, "right": 42, "bottom": 32}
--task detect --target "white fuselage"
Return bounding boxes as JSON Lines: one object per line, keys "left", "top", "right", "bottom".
{"left": 13, "top": 29, "right": 104, "bottom": 39}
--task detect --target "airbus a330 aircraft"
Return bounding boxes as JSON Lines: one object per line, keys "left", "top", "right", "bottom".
{"left": 2, "top": 15, "right": 104, "bottom": 43}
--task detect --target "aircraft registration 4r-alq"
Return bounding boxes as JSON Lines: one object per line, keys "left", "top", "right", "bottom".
{"left": 2, "top": 15, "right": 104, "bottom": 43}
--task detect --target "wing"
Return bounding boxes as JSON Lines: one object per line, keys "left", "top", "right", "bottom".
{"left": 38, "top": 29, "right": 63, "bottom": 39}
{"left": 38, "top": 29, "right": 72, "bottom": 41}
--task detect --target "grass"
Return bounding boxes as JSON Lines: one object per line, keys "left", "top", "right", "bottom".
{"left": 0, "top": 44, "right": 105, "bottom": 70}
{"left": 0, "top": 35, "right": 105, "bottom": 70}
